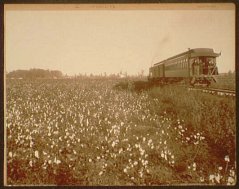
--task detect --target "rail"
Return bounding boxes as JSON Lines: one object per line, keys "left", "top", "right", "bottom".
{"left": 188, "top": 87, "right": 236, "bottom": 97}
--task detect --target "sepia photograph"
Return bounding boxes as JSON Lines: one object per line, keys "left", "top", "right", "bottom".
{"left": 4, "top": 3, "right": 236, "bottom": 186}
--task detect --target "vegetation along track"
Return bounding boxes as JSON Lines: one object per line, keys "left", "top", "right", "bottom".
{"left": 114, "top": 80, "right": 236, "bottom": 98}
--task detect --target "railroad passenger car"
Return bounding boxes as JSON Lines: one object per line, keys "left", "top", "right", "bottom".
{"left": 148, "top": 48, "right": 221, "bottom": 86}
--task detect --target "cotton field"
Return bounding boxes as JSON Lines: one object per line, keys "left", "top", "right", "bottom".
{"left": 6, "top": 78, "right": 236, "bottom": 185}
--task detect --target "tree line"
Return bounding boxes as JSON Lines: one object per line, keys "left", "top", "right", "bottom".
{"left": 7, "top": 69, "right": 63, "bottom": 79}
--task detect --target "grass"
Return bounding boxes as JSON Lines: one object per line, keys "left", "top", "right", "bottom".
{"left": 211, "top": 73, "right": 235, "bottom": 90}
{"left": 6, "top": 78, "right": 236, "bottom": 185}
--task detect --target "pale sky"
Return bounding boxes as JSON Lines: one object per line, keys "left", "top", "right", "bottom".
{"left": 5, "top": 4, "right": 235, "bottom": 76}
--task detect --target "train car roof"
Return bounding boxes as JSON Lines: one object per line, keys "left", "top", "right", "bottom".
{"left": 153, "top": 48, "right": 220, "bottom": 66}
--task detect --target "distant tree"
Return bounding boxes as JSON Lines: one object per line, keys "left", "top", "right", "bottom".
{"left": 124, "top": 72, "right": 128, "bottom": 77}
{"left": 50, "top": 70, "right": 63, "bottom": 78}
{"left": 228, "top": 70, "right": 232, "bottom": 75}
{"left": 141, "top": 70, "right": 144, "bottom": 77}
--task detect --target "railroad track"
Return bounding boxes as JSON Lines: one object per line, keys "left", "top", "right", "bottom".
{"left": 188, "top": 87, "right": 236, "bottom": 97}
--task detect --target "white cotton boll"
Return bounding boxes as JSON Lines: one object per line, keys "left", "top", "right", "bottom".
{"left": 192, "top": 162, "right": 196, "bottom": 171}
{"left": 209, "top": 174, "right": 215, "bottom": 182}
{"left": 140, "top": 149, "right": 145, "bottom": 156}
{"left": 218, "top": 166, "right": 223, "bottom": 171}
{"left": 194, "top": 141, "right": 199, "bottom": 145}
{"left": 200, "top": 177, "right": 204, "bottom": 182}
{"left": 56, "top": 159, "right": 61, "bottom": 164}
{"left": 161, "top": 152, "right": 164, "bottom": 158}
{"left": 9, "top": 151, "right": 13, "bottom": 158}
{"left": 35, "top": 151, "right": 39, "bottom": 158}
{"left": 119, "top": 148, "right": 123, "bottom": 154}
{"left": 164, "top": 155, "right": 167, "bottom": 161}
{"left": 30, "top": 141, "right": 34, "bottom": 147}
{"left": 215, "top": 174, "right": 221, "bottom": 183}
{"left": 139, "top": 171, "right": 143, "bottom": 178}
{"left": 227, "top": 176, "right": 235, "bottom": 185}
{"left": 112, "top": 141, "right": 116, "bottom": 148}
{"left": 29, "top": 160, "right": 33, "bottom": 167}
{"left": 224, "top": 155, "right": 230, "bottom": 162}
